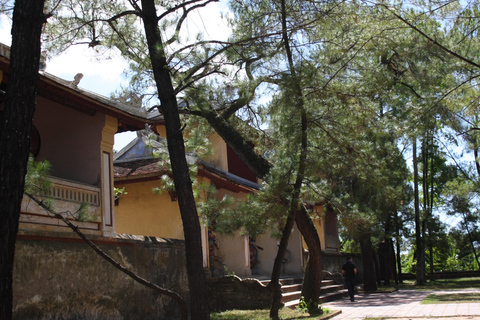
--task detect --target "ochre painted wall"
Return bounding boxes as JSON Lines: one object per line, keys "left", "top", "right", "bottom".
{"left": 208, "top": 186, "right": 251, "bottom": 276}
{"left": 114, "top": 180, "right": 184, "bottom": 239}
{"left": 204, "top": 133, "right": 228, "bottom": 171}
{"left": 216, "top": 231, "right": 248, "bottom": 276}
{"left": 254, "top": 223, "right": 304, "bottom": 277}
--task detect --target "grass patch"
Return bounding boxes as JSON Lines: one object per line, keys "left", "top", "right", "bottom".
{"left": 210, "top": 307, "right": 335, "bottom": 320}
{"left": 396, "top": 277, "right": 480, "bottom": 290}
{"left": 422, "top": 292, "right": 480, "bottom": 304}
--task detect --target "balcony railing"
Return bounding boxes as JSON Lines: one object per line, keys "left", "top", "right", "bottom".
{"left": 20, "top": 176, "right": 102, "bottom": 231}
{"left": 47, "top": 178, "right": 100, "bottom": 207}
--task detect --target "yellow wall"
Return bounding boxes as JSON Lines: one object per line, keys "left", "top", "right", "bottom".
{"left": 204, "top": 133, "right": 228, "bottom": 171}
{"left": 101, "top": 115, "right": 117, "bottom": 236}
{"left": 210, "top": 188, "right": 250, "bottom": 275}
{"left": 115, "top": 180, "right": 184, "bottom": 239}
{"left": 155, "top": 125, "right": 167, "bottom": 138}
{"left": 254, "top": 223, "right": 304, "bottom": 276}
{"left": 216, "top": 231, "right": 248, "bottom": 276}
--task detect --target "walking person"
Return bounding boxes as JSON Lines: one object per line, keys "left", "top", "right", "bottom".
{"left": 342, "top": 256, "right": 357, "bottom": 302}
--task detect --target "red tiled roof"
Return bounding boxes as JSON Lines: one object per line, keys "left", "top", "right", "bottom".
{"left": 114, "top": 159, "right": 165, "bottom": 179}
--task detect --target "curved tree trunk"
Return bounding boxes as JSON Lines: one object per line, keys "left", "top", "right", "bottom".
{"left": 0, "top": 1, "right": 45, "bottom": 318}
{"left": 140, "top": 1, "right": 208, "bottom": 319}
{"left": 296, "top": 206, "right": 322, "bottom": 306}
{"left": 268, "top": 208, "right": 297, "bottom": 320}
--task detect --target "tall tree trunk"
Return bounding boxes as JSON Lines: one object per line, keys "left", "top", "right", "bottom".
{"left": 428, "top": 133, "right": 435, "bottom": 281}
{"left": 413, "top": 137, "right": 426, "bottom": 285}
{"left": 360, "top": 233, "right": 377, "bottom": 291}
{"left": 0, "top": 1, "right": 46, "bottom": 318}
{"left": 461, "top": 212, "right": 480, "bottom": 270}
{"left": 390, "top": 239, "right": 398, "bottom": 285}
{"left": 394, "top": 207, "right": 403, "bottom": 283}
{"left": 383, "top": 213, "right": 392, "bottom": 286}
{"left": 473, "top": 117, "right": 480, "bottom": 177}
{"left": 269, "top": 2, "right": 309, "bottom": 318}
{"left": 296, "top": 206, "right": 322, "bottom": 307}
{"left": 421, "top": 215, "right": 427, "bottom": 282}
{"left": 421, "top": 136, "right": 427, "bottom": 282}
{"left": 395, "top": 237, "right": 403, "bottom": 283}
{"left": 374, "top": 247, "right": 381, "bottom": 287}
{"left": 140, "top": 1, "right": 208, "bottom": 319}
{"left": 471, "top": 121, "right": 480, "bottom": 270}
{"left": 423, "top": 133, "right": 435, "bottom": 282}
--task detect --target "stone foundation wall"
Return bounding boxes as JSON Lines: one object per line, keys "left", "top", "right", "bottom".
{"left": 13, "top": 235, "right": 188, "bottom": 320}
{"left": 206, "top": 276, "right": 271, "bottom": 311}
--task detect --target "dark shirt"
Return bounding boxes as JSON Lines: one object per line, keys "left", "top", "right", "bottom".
{"left": 342, "top": 260, "right": 356, "bottom": 279}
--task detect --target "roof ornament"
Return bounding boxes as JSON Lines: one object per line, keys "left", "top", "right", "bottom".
{"left": 70, "top": 73, "right": 83, "bottom": 87}
{"left": 116, "top": 93, "right": 144, "bottom": 109}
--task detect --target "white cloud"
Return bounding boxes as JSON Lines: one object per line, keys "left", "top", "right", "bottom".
{"left": 0, "top": 15, "right": 12, "bottom": 45}
{"left": 114, "top": 131, "right": 137, "bottom": 152}
{"left": 183, "top": 2, "right": 233, "bottom": 42}
{"left": 45, "top": 46, "right": 130, "bottom": 97}
{"left": 0, "top": 15, "right": 128, "bottom": 98}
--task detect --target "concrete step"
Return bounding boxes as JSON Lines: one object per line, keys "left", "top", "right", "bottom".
{"left": 284, "top": 289, "right": 349, "bottom": 309}
{"left": 322, "top": 279, "right": 335, "bottom": 286}
{"left": 259, "top": 276, "right": 347, "bottom": 308}
{"left": 320, "top": 284, "right": 345, "bottom": 294}
{"left": 319, "top": 289, "right": 349, "bottom": 303}
{"left": 261, "top": 277, "right": 303, "bottom": 286}
{"left": 281, "top": 283, "right": 343, "bottom": 301}
{"left": 281, "top": 283, "right": 303, "bottom": 293}
{"left": 261, "top": 278, "right": 336, "bottom": 287}
{"left": 281, "top": 290, "right": 302, "bottom": 303}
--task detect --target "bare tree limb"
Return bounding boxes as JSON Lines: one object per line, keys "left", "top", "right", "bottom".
{"left": 165, "top": 0, "right": 219, "bottom": 46}
{"left": 379, "top": 3, "right": 480, "bottom": 70}
{"left": 158, "top": 0, "right": 218, "bottom": 22}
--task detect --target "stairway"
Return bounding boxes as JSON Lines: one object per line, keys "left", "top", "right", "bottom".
{"left": 261, "top": 277, "right": 348, "bottom": 309}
